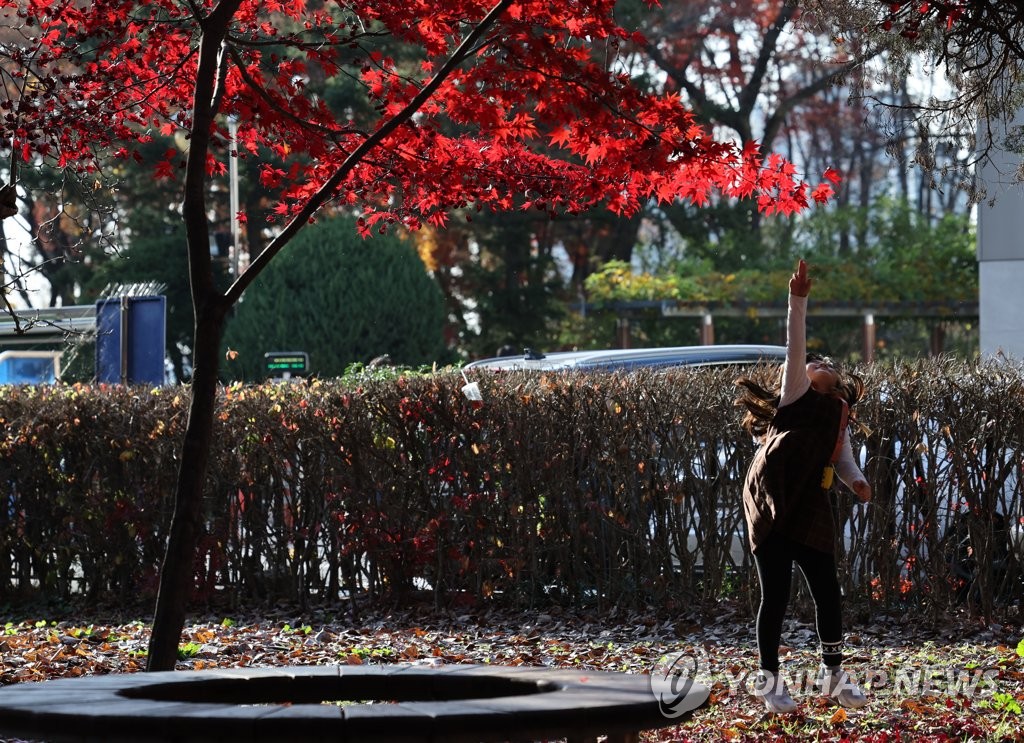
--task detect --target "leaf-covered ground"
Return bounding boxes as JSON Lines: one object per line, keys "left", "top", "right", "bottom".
{"left": 1, "top": 602, "right": 1022, "bottom": 742}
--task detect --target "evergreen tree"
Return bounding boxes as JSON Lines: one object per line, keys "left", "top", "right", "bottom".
{"left": 222, "top": 215, "right": 448, "bottom": 380}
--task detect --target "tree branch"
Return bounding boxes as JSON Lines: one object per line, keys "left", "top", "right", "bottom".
{"left": 225, "top": 0, "right": 517, "bottom": 306}
{"left": 182, "top": 0, "right": 245, "bottom": 314}
{"left": 738, "top": 0, "right": 798, "bottom": 121}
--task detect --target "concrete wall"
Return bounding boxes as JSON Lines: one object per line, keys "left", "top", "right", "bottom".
{"left": 979, "top": 260, "right": 1024, "bottom": 359}
{"left": 977, "top": 107, "right": 1024, "bottom": 360}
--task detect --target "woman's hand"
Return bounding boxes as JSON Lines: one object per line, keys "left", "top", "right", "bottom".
{"left": 851, "top": 479, "right": 872, "bottom": 503}
{"left": 789, "top": 259, "right": 811, "bottom": 297}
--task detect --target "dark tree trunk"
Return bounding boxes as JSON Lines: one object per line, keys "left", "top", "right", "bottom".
{"left": 144, "top": 0, "right": 512, "bottom": 672}
{"left": 145, "top": 1, "right": 240, "bottom": 671}
{"left": 145, "top": 304, "right": 226, "bottom": 671}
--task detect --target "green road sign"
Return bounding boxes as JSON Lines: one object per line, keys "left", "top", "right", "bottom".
{"left": 264, "top": 351, "right": 309, "bottom": 375}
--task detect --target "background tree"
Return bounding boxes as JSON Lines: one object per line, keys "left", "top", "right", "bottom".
{"left": 434, "top": 0, "right": 975, "bottom": 359}
{"left": 453, "top": 212, "right": 572, "bottom": 357}
{"left": 0, "top": 0, "right": 831, "bottom": 672}
{"left": 808, "top": 0, "right": 1024, "bottom": 197}
{"left": 222, "top": 215, "right": 448, "bottom": 380}
{"left": 0, "top": 167, "right": 114, "bottom": 308}
{"left": 423, "top": 0, "right": 871, "bottom": 355}
{"left": 619, "top": 0, "right": 870, "bottom": 270}
{"left": 606, "top": 0, "right": 974, "bottom": 277}
{"left": 577, "top": 196, "right": 977, "bottom": 357}
{"left": 545, "top": 0, "right": 979, "bottom": 358}
{"left": 0, "top": 15, "right": 126, "bottom": 310}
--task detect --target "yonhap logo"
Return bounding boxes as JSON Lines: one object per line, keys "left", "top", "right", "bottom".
{"left": 649, "top": 647, "right": 711, "bottom": 718}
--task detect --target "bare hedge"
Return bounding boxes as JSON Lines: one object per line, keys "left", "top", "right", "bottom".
{"left": 1, "top": 358, "right": 1022, "bottom": 619}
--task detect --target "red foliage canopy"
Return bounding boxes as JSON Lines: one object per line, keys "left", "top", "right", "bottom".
{"left": 0, "top": 0, "right": 835, "bottom": 231}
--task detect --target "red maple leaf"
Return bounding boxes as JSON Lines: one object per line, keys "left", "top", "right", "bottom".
{"left": 812, "top": 183, "right": 835, "bottom": 204}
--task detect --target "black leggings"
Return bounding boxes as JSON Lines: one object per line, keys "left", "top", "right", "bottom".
{"left": 752, "top": 533, "right": 844, "bottom": 672}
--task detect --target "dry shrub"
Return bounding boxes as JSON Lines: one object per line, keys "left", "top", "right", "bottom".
{"left": 1, "top": 358, "right": 1021, "bottom": 619}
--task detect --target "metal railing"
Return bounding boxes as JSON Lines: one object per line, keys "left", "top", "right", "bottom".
{"left": 0, "top": 305, "right": 96, "bottom": 345}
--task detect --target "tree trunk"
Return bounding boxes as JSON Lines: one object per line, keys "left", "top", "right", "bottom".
{"left": 146, "top": 304, "right": 226, "bottom": 671}
{"left": 143, "top": 0, "right": 510, "bottom": 671}
{"left": 144, "top": 0, "right": 240, "bottom": 672}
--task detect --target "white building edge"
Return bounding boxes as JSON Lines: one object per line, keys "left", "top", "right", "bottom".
{"left": 978, "top": 105, "right": 1024, "bottom": 361}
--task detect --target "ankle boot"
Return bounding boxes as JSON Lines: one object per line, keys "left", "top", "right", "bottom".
{"left": 752, "top": 669, "right": 798, "bottom": 714}
{"left": 816, "top": 663, "right": 868, "bottom": 709}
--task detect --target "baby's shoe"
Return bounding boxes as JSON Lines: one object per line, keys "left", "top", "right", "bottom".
{"left": 752, "top": 669, "right": 798, "bottom": 714}
{"left": 816, "top": 663, "right": 868, "bottom": 709}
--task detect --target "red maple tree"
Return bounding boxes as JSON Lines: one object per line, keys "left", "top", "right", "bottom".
{"left": 0, "top": 0, "right": 835, "bottom": 670}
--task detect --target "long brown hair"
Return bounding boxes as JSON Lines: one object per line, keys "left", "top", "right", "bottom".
{"left": 734, "top": 354, "right": 864, "bottom": 438}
